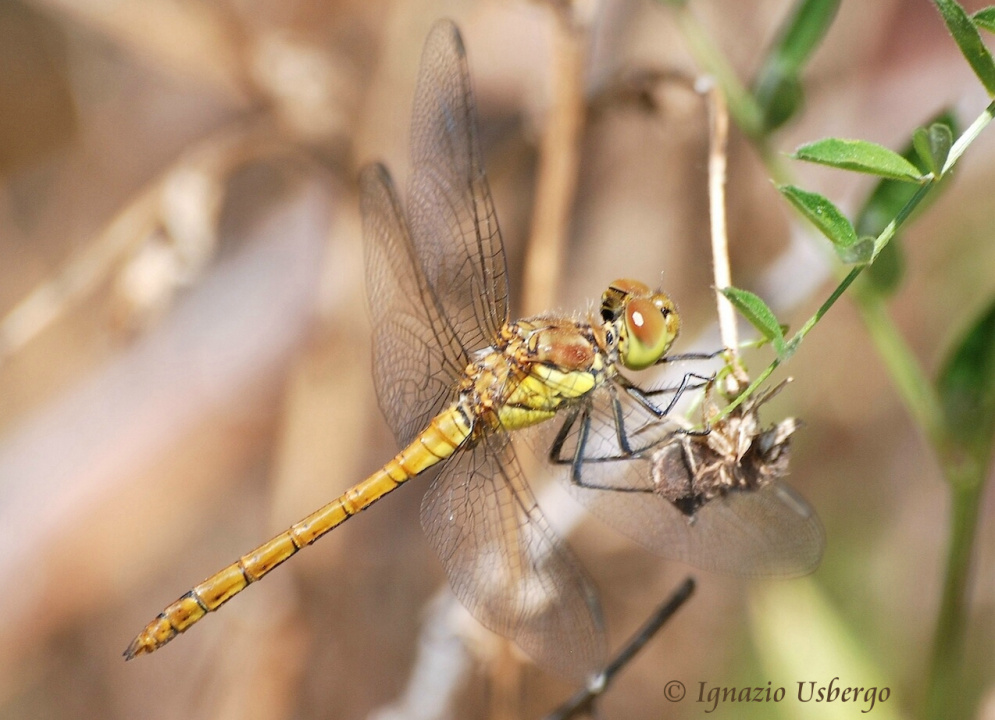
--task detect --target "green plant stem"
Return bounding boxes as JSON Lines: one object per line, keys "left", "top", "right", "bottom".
{"left": 813, "top": 108, "right": 991, "bottom": 448}
{"left": 868, "top": 183, "right": 933, "bottom": 262}
{"left": 941, "top": 98, "right": 995, "bottom": 171}
{"left": 669, "top": 4, "right": 764, "bottom": 138}
{"left": 719, "top": 104, "right": 993, "bottom": 437}
{"left": 738, "top": 88, "right": 992, "bottom": 720}
{"left": 667, "top": 10, "right": 995, "bottom": 719}
{"left": 717, "top": 174, "right": 933, "bottom": 425}
{"left": 853, "top": 288, "right": 946, "bottom": 448}
{"left": 791, "top": 265, "right": 861, "bottom": 346}
{"left": 856, "top": 103, "right": 994, "bottom": 720}
{"left": 716, "top": 266, "right": 860, "bottom": 421}
{"left": 923, "top": 478, "right": 984, "bottom": 720}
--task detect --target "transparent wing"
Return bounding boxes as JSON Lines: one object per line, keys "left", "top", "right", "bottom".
{"left": 562, "top": 429, "right": 825, "bottom": 577}
{"left": 544, "top": 379, "right": 688, "bottom": 474}
{"left": 420, "top": 433, "right": 606, "bottom": 682}
{"left": 407, "top": 20, "right": 509, "bottom": 352}
{"left": 360, "top": 164, "right": 467, "bottom": 446}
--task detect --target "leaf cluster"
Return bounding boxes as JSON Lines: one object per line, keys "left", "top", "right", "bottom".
{"left": 665, "top": 2, "right": 995, "bottom": 718}
{"left": 722, "top": 3, "right": 995, "bottom": 478}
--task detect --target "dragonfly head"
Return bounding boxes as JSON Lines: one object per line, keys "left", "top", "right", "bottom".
{"left": 600, "top": 279, "right": 680, "bottom": 370}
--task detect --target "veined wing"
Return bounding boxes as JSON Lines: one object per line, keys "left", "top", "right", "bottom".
{"left": 361, "top": 164, "right": 467, "bottom": 446}
{"left": 571, "top": 473, "right": 824, "bottom": 577}
{"left": 545, "top": 379, "right": 688, "bottom": 476}
{"left": 407, "top": 20, "right": 509, "bottom": 353}
{"left": 420, "top": 431, "right": 606, "bottom": 682}
{"left": 559, "top": 402, "right": 824, "bottom": 577}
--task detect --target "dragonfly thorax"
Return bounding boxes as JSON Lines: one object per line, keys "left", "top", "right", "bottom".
{"left": 458, "top": 319, "right": 610, "bottom": 435}
{"left": 600, "top": 279, "right": 680, "bottom": 371}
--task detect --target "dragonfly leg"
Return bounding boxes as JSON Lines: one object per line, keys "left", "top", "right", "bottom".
{"left": 609, "top": 383, "right": 634, "bottom": 457}
{"left": 641, "top": 374, "right": 712, "bottom": 415}
{"left": 570, "top": 406, "right": 592, "bottom": 484}
{"left": 572, "top": 405, "right": 660, "bottom": 494}
{"left": 549, "top": 404, "right": 613, "bottom": 485}
{"left": 548, "top": 405, "right": 645, "bottom": 491}
{"left": 657, "top": 347, "right": 724, "bottom": 364}
{"left": 656, "top": 372, "right": 713, "bottom": 437}
{"left": 548, "top": 405, "right": 581, "bottom": 466}
{"left": 618, "top": 371, "right": 711, "bottom": 418}
{"left": 548, "top": 396, "right": 634, "bottom": 469}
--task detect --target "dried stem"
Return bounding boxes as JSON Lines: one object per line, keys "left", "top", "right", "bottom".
{"left": 0, "top": 123, "right": 301, "bottom": 363}
{"left": 521, "top": 10, "right": 589, "bottom": 315}
{"left": 703, "top": 79, "right": 737, "bottom": 363}
{"left": 543, "top": 578, "right": 696, "bottom": 720}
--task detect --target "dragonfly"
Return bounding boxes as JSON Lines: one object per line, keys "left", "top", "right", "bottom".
{"left": 125, "top": 20, "right": 818, "bottom": 681}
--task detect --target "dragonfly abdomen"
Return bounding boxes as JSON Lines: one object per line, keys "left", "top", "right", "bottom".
{"left": 124, "top": 404, "right": 473, "bottom": 660}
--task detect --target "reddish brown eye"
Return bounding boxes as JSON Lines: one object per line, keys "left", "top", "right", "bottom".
{"left": 626, "top": 298, "right": 666, "bottom": 346}
{"left": 610, "top": 279, "right": 652, "bottom": 296}
{"left": 619, "top": 293, "right": 679, "bottom": 370}
{"left": 601, "top": 278, "right": 654, "bottom": 321}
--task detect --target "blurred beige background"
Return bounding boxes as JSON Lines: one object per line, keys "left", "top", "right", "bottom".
{"left": 0, "top": 1, "right": 993, "bottom": 718}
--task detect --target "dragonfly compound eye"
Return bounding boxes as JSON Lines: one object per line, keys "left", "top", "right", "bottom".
{"left": 618, "top": 293, "right": 680, "bottom": 370}
{"left": 601, "top": 278, "right": 652, "bottom": 322}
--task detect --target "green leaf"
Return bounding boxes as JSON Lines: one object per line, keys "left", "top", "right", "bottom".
{"left": 974, "top": 7, "right": 995, "bottom": 33}
{"left": 913, "top": 127, "right": 939, "bottom": 176}
{"left": 914, "top": 123, "right": 955, "bottom": 175}
{"left": 754, "top": 74, "right": 804, "bottom": 133}
{"left": 928, "top": 122, "right": 954, "bottom": 171}
{"left": 836, "top": 236, "right": 875, "bottom": 265}
{"left": 778, "top": 185, "right": 860, "bottom": 260}
{"left": 936, "top": 296, "right": 995, "bottom": 482}
{"left": 752, "top": 0, "right": 841, "bottom": 131}
{"left": 764, "top": 0, "right": 841, "bottom": 70}
{"left": 721, "top": 287, "right": 787, "bottom": 357}
{"left": 934, "top": 0, "right": 995, "bottom": 96}
{"left": 855, "top": 110, "right": 959, "bottom": 294}
{"left": 793, "top": 138, "right": 926, "bottom": 182}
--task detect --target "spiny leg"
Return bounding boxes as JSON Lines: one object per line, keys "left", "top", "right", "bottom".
{"left": 570, "top": 404, "right": 592, "bottom": 484}
{"left": 618, "top": 371, "right": 712, "bottom": 419}
{"left": 607, "top": 382, "right": 634, "bottom": 458}
{"left": 547, "top": 399, "right": 656, "bottom": 494}
{"left": 548, "top": 405, "right": 581, "bottom": 467}
{"left": 658, "top": 348, "right": 724, "bottom": 364}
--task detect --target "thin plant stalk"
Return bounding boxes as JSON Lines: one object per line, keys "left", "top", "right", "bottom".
{"left": 703, "top": 79, "right": 739, "bottom": 362}
{"left": 667, "top": 8, "right": 995, "bottom": 716}
{"left": 521, "top": 8, "right": 590, "bottom": 316}
{"left": 543, "top": 578, "right": 696, "bottom": 720}
{"left": 924, "top": 478, "right": 985, "bottom": 720}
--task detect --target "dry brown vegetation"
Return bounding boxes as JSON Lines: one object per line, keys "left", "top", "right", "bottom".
{"left": 1, "top": 1, "right": 993, "bottom": 718}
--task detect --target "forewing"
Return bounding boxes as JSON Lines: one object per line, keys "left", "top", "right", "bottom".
{"left": 420, "top": 433, "right": 606, "bottom": 681}
{"left": 407, "top": 20, "right": 509, "bottom": 353}
{"left": 360, "top": 164, "right": 467, "bottom": 446}
{"left": 563, "top": 436, "right": 825, "bottom": 577}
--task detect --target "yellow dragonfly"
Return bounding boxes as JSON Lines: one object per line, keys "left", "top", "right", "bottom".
{"left": 125, "top": 20, "right": 819, "bottom": 681}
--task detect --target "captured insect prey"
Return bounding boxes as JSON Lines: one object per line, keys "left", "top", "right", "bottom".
{"left": 564, "top": 380, "right": 825, "bottom": 578}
